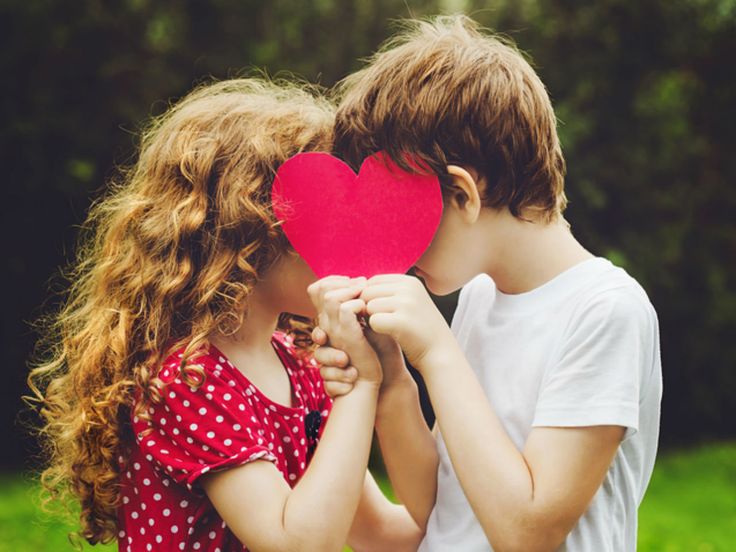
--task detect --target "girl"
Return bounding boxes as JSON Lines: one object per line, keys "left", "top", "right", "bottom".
{"left": 27, "top": 79, "right": 421, "bottom": 551}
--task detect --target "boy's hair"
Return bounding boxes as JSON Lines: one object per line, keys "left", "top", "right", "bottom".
{"left": 27, "top": 78, "right": 333, "bottom": 545}
{"left": 334, "top": 15, "right": 567, "bottom": 221}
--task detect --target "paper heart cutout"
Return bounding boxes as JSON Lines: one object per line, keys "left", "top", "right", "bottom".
{"left": 272, "top": 152, "right": 443, "bottom": 278}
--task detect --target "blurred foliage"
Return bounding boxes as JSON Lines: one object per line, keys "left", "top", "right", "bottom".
{"left": 2, "top": 0, "right": 734, "bottom": 470}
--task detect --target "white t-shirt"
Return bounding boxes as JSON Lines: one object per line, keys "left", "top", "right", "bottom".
{"left": 419, "top": 257, "right": 662, "bottom": 552}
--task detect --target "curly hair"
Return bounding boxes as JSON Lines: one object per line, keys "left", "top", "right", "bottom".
{"left": 26, "top": 78, "right": 334, "bottom": 545}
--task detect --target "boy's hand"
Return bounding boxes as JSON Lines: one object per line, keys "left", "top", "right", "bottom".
{"left": 313, "top": 326, "right": 410, "bottom": 398}
{"left": 307, "top": 277, "right": 382, "bottom": 388}
{"left": 361, "top": 274, "right": 455, "bottom": 370}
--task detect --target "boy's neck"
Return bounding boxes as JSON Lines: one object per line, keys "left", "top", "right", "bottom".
{"left": 484, "top": 213, "right": 593, "bottom": 295}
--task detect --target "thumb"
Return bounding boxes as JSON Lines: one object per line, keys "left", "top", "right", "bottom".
{"left": 367, "top": 313, "right": 397, "bottom": 339}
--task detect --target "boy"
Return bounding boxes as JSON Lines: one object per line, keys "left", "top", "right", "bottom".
{"left": 311, "top": 15, "right": 662, "bottom": 551}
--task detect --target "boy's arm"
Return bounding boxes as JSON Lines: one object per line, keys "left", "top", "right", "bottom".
{"left": 362, "top": 275, "right": 635, "bottom": 552}
{"left": 347, "top": 470, "right": 424, "bottom": 552}
{"left": 420, "top": 345, "right": 623, "bottom": 551}
{"left": 314, "top": 333, "right": 439, "bottom": 530}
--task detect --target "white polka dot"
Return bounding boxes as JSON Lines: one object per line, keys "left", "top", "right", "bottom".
{"left": 180, "top": 500, "right": 189, "bottom": 508}
{"left": 224, "top": 439, "right": 232, "bottom": 446}
{"left": 160, "top": 449, "right": 169, "bottom": 455}
{"left": 228, "top": 380, "right": 236, "bottom": 387}
{"left": 176, "top": 415, "right": 182, "bottom": 422}
{"left": 156, "top": 535, "right": 163, "bottom": 543}
{"left": 133, "top": 462, "right": 140, "bottom": 470}
{"left": 206, "top": 393, "right": 213, "bottom": 400}
{"left": 179, "top": 543, "right": 185, "bottom": 550}
{"left": 163, "top": 509, "right": 171, "bottom": 517}
{"left": 202, "top": 445, "right": 209, "bottom": 451}
{"left": 294, "top": 450, "right": 299, "bottom": 457}
{"left": 153, "top": 493, "right": 162, "bottom": 501}
{"left": 173, "top": 428, "right": 180, "bottom": 435}
{"left": 206, "top": 431, "right": 215, "bottom": 439}
{"left": 171, "top": 525, "right": 178, "bottom": 533}
{"left": 209, "top": 531, "right": 216, "bottom": 539}
{"left": 131, "top": 511, "right": 139, "bottom": 519}
{"left": 284, "top": 436, "right": 291, "bottom": 443}
{"left": 289, "top": 473, "right": 296, "bottom": 480}
{"left": 190, "top": 423, "right": 198, "bottom": 431}
{"left": 147, "top": 544, "right": 152, "bottom": 551}
{"left": 146, "top": 454, "right": 153, "bottom": 461}
{"left": 274, "top": 422, "right": 280, "bottom": 428}
{"left": 187, "top": 437, "right": 194, "bottom": 444}
{"left": 143, "top": 478, "right": 151, "bottom": 486}
{"left": 141, "top": 502, "right": 147, "bottom": 510}
{"left": 193, "top": 542, "right": 201, "bottom": 549}
{"left": 292, "top": 426, "right": 299, "bottom": 433}
{"left": 238, "top": 404, "right": 245, "bottom": 411}
{"left": 187, "top": 516, "right": 194, "bottom": 523}
{"left": 123, "top": 496, "right": 129, "bottom": 504}
{"left": 119, "top": 530, "right": 125, "bottom": 538}
{"left": 207, "top": 385, "right": 215, "bottom": 392}
{"left": 140, "top": 527, "right": 146, "bottom": 535}
{"left": 160, "top": 417, "right": 166, "bottom": 425}
{"left": 148, "top": 518, "right": 154, "bottom": 526}
{"left": 147, "top": 440, "right": 155, "bottom": 447}
{"left": 223, "top": 393, "right": 231, "bottom": 401}
{"left": 217, "top": 416, "right": 225, "bottom": 423}
{"left": 198, "top": 407, "right": 207, "bottom": 415}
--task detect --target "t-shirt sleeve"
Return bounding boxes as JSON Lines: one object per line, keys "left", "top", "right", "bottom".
{"left": 532, "top": 288, "right": 657, "bottom": 439}
{"left": 134, "top": 358, "right": 277, "bottom": 492}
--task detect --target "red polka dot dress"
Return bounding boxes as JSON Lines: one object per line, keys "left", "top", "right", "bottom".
{"left": 117, "top": 331, "right": 332, "bottom": 551}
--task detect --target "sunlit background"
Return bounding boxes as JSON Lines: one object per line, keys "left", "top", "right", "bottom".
{"left": 2, "top": 0, "right": 735, "bottom": 550}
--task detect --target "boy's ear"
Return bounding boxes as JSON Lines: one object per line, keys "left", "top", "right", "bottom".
{"left": 446, "top": 165, "right": 482, "bottom": 224}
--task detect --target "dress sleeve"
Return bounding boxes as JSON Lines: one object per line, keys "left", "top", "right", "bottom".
{"left": 532, "top": 287, "right": 658, "bottom": 440}
{"left": 133, "top": 355, "right": 277, "bottom": 493}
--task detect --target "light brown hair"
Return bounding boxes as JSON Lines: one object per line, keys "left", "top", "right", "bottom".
{"left": 334, "top": 15, "right": 567, "bottom": 221}
{"left": 26, "top": 78, "right": 333, "bottom": 545}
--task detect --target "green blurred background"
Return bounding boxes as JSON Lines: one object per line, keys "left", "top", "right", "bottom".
{"left": 2, "top": 0, "right": 735, "bottom": 550}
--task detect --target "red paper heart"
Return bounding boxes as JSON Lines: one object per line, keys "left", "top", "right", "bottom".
{"left": 272, "top": 152, "right": 443, "bottom": 278}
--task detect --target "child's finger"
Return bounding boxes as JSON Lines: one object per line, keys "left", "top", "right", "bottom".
{"left": 311, "top": 326, "right": 328, "bottom": 346}
{"left": 314, "top": 346, "right": 349, "bottom": 367}
{"left": 323, "top": 287, "right": 365, "bottom": 320}
{"left": 367, "top": 312, "right": 398, "bottom": 338}
{"left": 307, "top": 276, "right": 352, "bottom": 306}
{"left": 320, "top": 365, "right": 357, "bottom": 384}
{"left": 366, "top": 274, "right": 406, "bottom": 285}
{"left": 365, "top": 297, "right": 397, "bottom": 315}
{"left": 323, "top": 380, "right": 355, "bottom": 398}
{"left": 338, "top": 298, "right": 367, "bottom": 326}
{"left": 360, "top": 283, "right": 401, "bottom": 302}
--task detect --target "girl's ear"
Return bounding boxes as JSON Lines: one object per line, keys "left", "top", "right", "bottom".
{"left": 446, "top": 165, "right": 482, "bottom": 224}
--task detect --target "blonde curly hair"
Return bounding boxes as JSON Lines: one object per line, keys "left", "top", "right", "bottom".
{"left": 26, "top": 78, "right": 334, "bottom": 545}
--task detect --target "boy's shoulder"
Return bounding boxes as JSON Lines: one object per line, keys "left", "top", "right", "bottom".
{"left": 455, "top": 257, "right": 657, "bottom": 327}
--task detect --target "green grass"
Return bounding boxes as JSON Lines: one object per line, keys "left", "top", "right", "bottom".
{"left": 2, "top": 443, "right": 735, "bottom": 551}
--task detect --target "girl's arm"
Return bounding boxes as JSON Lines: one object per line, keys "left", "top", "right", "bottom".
{"left": 201, "top": 380, "right": 379, "bottom": 552}
{"left": 346, "top": 470, "right": 424, "bottom": 552}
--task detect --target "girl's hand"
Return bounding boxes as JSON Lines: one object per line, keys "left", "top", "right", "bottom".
{"left": 361, "top": 274, "right": 455, "bottom": 371}
{"left": 312, "top": 326, "right": 411, "bottom": 398}
{"left": 307, "top": 277, "right": 383, "bottom": 388}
